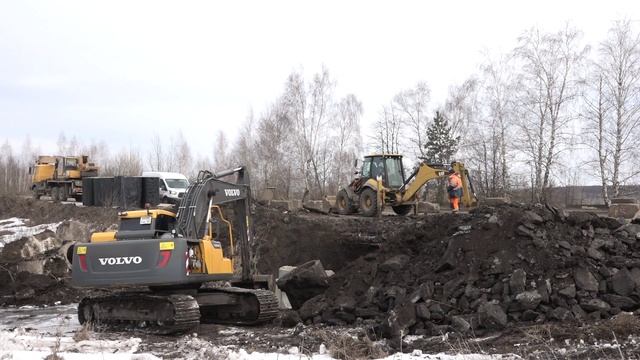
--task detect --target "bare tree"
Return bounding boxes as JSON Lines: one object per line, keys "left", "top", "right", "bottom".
{"left": 331, "top": 94, "right": 363, "bottom": 191}
{"left": 282, "top": 67, "right": 335, "bottom": 197}
{"left": 515, "top": 25, "right": 589, "bottom": 201}
{"left": 101, "top": 146, "right": 143, "bottom": 176}
{"left": 599, "top": 20, "right": 640, "bottom": 197}
{"left": 392, "top": 82, "right": 431, "bottom": 159}
{"left": 370, "top": 104, "right": 403, "bottom": 154}
{"left": 470, "top": 55, "right": 517, "bottom": 196}
{"left": 148, "top": 134, "right": 165, "bottom": 171}
{"left": 581, "top": 69, "right": 612, "bottom": 206}
{"left": 212, "top": 130, "right": 231, "bottom": 171}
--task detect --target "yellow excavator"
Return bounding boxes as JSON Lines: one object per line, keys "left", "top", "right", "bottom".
{"left": 71, "top": 167, "right": 277, "bottom": 333}
{"left": 335, "top": 154, "right": 477, "bottom": 216}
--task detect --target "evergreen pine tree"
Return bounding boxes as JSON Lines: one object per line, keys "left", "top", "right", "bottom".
{"left": 424, "top": 111, "right": 460, "bottom": 163}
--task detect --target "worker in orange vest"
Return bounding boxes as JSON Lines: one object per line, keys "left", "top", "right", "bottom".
{"left": 447, "top": 168, "right": 463, "bottom": 213}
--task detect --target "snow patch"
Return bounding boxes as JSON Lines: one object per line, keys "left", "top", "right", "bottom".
{"left": 0, "top": 329, "right": 158, "bottom": 359}
{"left": 0, "top": 217, "right": 62, "bottom": 248}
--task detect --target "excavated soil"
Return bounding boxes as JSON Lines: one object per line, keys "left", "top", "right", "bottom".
{"left": 3, "top": 196, "right": 640, "bottom": 357}
{"left": 0, "top": 196, "right": 117, "bottom": 228}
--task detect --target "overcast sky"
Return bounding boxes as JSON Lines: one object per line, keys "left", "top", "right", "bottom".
{"left": 1, "top": 0, "right": 638, "bottom": 158}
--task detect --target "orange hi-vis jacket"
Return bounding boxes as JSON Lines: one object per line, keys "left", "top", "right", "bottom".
{"left": 448, "top": 173, "right": 462, "bottom": 192}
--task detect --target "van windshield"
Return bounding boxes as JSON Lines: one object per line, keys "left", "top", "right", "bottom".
{"left": 165, "top": 179, "right": 189, "bottom": 189}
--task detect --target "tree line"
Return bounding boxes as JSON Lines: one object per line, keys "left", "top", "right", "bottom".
{"left": 1, "top": 21, "right": 639, "bottom": 206}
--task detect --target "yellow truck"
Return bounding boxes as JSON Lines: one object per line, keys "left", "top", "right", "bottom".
{"left": 30, "top": 155, "right": 98, "bottom": 201}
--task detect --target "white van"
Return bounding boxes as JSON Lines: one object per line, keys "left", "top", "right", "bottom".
{"left": 142, "top": 172, "right": 190, "bottom": 204}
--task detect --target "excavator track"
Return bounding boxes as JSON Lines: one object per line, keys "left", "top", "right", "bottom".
{"left": 77, "top": 287, "right": 278, "bottom": 334}
{"left": 197, "top": 287, "right": 279, "bottom": 325}
{"left": 78, "top": 293, "right": 200, "bottom": 334}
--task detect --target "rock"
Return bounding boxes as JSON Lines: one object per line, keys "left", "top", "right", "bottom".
{"left": 483, "top": 197, "right": 510, "bottom": 205}
{"left": 567, "top": 212, "right": 599, "bottom": 227}
{"left": 335, "top": 295, "right": 356, "bottom": 312}
{"left": 417, "top": 202, "right": 440, "bottom": 214}
{"left": 380, "top": 255, "right": 410, "bottom": 272}
{"left": 630, "top": 268, "right": 640, "bottom": 289}
{"left": 276, "top": 310, "right": 302, "bottom": 327}
{"left": 510, "top": 269, "right": 527, "bottom": 295}
{"left": 450, "top": 316, "right": 471, "bottom": 333}
{"left": 580, "top": 298, "right": 611, "bottom": 312}
{"left": 516, "top": 225, "right": 536, "bottom": 238}
{"left": 571, "top": 304, "right": 587, "bottom": 320}
{"left": 523, "top": 211, "right": 544, "bottom": 225}
{"left": 477, "top": 302, "right": 507, "bottom": 330}
{"left": 298, "top": 295, "right": 327, "bottom": 320}
{"left": 521, "top": 310, "right": 540, "bottom": 321}
{"left": 354, "top": 307, "right": 378, "bottom": 318}
{"left": 609, "top": 268, "right": 635, "bottom": 296}
{"left": 415, "top": 303, "right": 431, "bottom": 320}
{"left": 601, "top": 294, "right": 637, "bottom": 311}
{"left": 608, "top": 203, "right": 640, "bottom": 219}
{"left": 574, "top": 267, "right": 599, "bottom": 292}
{"left": 515, "top": 290, "right": 542, "bottom": 310}
{"left": 558, "top": 285, "right": 576, "bottom": 298}
{"left": 558, "top": 241, "right": 572, "bottom": 250}
{"left": 587, "top": 247, "right": 605, "bottom": 261}
{"left": 419, "top": 281, "right": 435, "bottom": 300}
{"left": 276, "top": 260, "right": 330, "bottom": 309}
{"left": 56, "top": 220, "right": 92, "bottom": 242}
{"left": 550, "top": 307, "right": 573, "bottom": 321}
{"left": 382, "top": 303, "right": 417, "bottom": 338}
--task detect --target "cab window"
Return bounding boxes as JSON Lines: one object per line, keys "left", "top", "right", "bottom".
{"left": 371, "top": 157, "right": 384, "bottom": 179}
{"left": 385, "top": 157, "right": 404, "bottom": 188}
{"left": 361, "top": 158, "right": 372, "bottom": 178}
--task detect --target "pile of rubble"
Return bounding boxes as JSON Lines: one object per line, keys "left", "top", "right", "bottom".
{"left": 281, "top": 203, "right": 640, "bottom": 339}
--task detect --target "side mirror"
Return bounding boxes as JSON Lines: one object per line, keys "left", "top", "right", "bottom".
{"left": 354, "top": 159, "right": 359, "bottom": 168}
{"left": 28, "top": 167, "right": 32, "bottom": 175}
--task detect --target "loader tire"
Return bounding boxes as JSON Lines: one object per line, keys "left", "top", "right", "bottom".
{"left": 359, "top": 188, "right": 378, "bottom": 217}
{"left": 392, "top": 204, "right": 413, "bottom": 216}
{"left": 336, "top": 189, "right": 354, "bottom": 215}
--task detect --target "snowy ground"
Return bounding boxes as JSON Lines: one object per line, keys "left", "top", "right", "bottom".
{"left": 0, "top": 305, "right": 521, "bottom": 360}
{"left": 0, "top": 217, "right": 61, "bottom": 248}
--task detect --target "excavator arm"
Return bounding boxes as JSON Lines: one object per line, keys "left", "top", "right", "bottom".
{"left": 399, "top": 161, "right": 477, "bottom": 207}
{"left": 175, "top": 166, "right": 254, "bottom": 282}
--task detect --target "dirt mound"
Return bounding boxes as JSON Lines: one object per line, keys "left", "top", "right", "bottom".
{"left": 252, "top": 206, "right": 413, "bottom": 276}
{"left": 0, "top": 196, "right": 116, "bottom": 228}
{"left": 292, "top": 203, "right": 640, "bottom": 339}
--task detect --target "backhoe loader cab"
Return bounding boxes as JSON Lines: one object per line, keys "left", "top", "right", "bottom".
{"left": 336, "top": 155, "right": 477, "bottom": 217}
{"left": 358, "top": 154, "right": 406, "bottom": 190}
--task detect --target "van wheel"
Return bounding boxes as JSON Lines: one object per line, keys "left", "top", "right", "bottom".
{"left": 359, "top": 188, "right": 378, "bottom": 217}
{"left": 162, "top": 196, "right": 169, "bottom": 204}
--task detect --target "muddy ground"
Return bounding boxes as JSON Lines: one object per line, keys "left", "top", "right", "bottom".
{"left": 2, "top": 196, "right": 640, "bottom": 358}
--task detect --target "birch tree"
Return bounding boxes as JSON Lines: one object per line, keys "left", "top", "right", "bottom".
{"left": 515, "top": 26, "right": 588, "bottom": 201}
{"left": 392, "top": 82, "right": 431, "bottom": 159}
{"left": 599, "top": 20, "right": 640, "bottom": 197}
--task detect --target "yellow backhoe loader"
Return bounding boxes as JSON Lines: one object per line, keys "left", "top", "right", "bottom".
{"left": 335, "top": 154, "right": 477, "bottom": 216}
